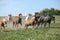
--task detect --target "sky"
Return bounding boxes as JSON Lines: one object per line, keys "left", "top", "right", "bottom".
{"left": 0, "top": 0, "right": 60, "bottom": 16}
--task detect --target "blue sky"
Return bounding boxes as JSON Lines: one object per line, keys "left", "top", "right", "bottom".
{"left": 0, "top": 0, "right": 60, "bottom": 16}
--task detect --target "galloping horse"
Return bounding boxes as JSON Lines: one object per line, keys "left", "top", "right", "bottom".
{"left": 25, "top": 17, "right": 36, "bottom": 29}
{"left": 25, "top": 14, "right": 31, "bottom": 22}
{"left": 37, "top": 15, "right": 55, "bottom": 28}
{"left": 2, "top": 14, "right": 12, "bottom": 27}
{"left": 0, "top": 19, "right": 6, "bottom": 32}
{"left": 13, "top": 13, "right": 22, "bottom": 28}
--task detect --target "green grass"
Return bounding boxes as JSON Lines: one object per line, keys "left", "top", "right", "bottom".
{"left": 0, "top": 15, "right": 60, "bottom": 40}
{"left": 0, "top": 29, "right": 60, "bottom": 40}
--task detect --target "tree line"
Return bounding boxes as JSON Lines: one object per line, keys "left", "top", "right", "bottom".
{"left": 26, "top": 8, "right": 60, "bottom": 16}
{"left": 39, "top": 8, "right": 60, "bottom": 15}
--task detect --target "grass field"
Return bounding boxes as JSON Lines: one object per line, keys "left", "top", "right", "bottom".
{"left": 0, "top": 15, "right": 60, "bottom": 40}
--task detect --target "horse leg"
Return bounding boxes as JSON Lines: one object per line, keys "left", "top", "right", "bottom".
{"left": 19, "top": 22, "right": 22, "bottom": 27}
{"left": 32, "top": 25, "right": 35, "bottom": 30}
{"left": 3, "top": 24, "right": 5, "bottom": 29}
{"left": 0, "top": 25, "right": 2, "bottom": 32}
{"left": 36, "top": 22, "right": 40, "bottom": 29}
{"left": 15, "top": 23, "right": 17, "bottom": 28}
{"left": 20, "top": 22, "right": 22, "bottom": 26}
{"left": 2, "top": 23, "right": 5, "bottom": 30}
{"left": 5, "top": 22, "right": 7, "bottom": 27}
{"left": 0, "top": 25, "right": 5, "bottom": 32}
{"left": 1, "top": 27, "right": 2, "bottom": 32}
{"left": 41, "top": 22, "right": 43, "bottom": 28}
{"left": 32, "top": 22, "right": 35, "bottom": 30}
{"left": 13, "top": 22, "right": 15, "bottom": 27}
{"left": 17, "top": 23, "right": 19, "bottom": 28}
{"left": 49, "top": 22, "right": 51, "bottom": 28}
{"left": 19, "top": 20, "right": 22, "bottom": 26}
{"left": 44, "top": 23, "right": 47, "bottom": 28}
{"left": 38, "top": 22, "right": 41, "bottom": 28}
{"left": 26, "top": 25, "right": 28, "bottom": 29}
{"left": 14, "top": 23, "right": 16, "bottom": 28}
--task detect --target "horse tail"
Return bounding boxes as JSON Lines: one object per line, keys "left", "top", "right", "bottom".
{"left": 54, "top": 17, "right": 55, "bottom": 23}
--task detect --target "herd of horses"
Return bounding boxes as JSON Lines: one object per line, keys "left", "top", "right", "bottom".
{"left": 25, "top": 14, "right": 55, "bottom": 29}
{"left": 0, "top": 13, "right": 55, "bottom": 32}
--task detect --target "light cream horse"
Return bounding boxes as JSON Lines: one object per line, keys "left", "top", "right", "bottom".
{"left": 2, "top": 15, "right": 12, "bottom": 27}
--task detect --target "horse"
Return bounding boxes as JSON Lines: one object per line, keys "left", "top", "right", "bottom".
{"left": 25, "top": 14, "right": 31, "bottom": 22}
{"left": 3, "top": 14, "right": 12, "bottom": 27}
{"left": 37, "top": 15, "right": 55, "bottom": 28}
{"left": 25, "top": 17, "right": 36, "bottom": 29}
{"left": 13, "top": 14, "right": 22, "bottom": 28}
{"left": 33, "top": 12, "right": 40, "bottom": 29}
{"left": 0, "top": 19, "right": 6, "bottom": 32}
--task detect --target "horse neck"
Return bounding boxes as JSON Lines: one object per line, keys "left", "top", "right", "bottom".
{"left": 19, "top": 17, "right": 21, "bottom": 19}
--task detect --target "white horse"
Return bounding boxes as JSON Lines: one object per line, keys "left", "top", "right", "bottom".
{"left": 25, "top": 14, "right": 31, "bottom": 22}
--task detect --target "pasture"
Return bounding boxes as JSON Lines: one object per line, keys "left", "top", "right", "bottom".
{"left": 0, "top": 15, "right": 60, "bottom": 40}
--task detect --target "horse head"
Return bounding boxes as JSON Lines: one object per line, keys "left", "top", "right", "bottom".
{"left": 50, "top": 15, "right": 55, "bottom": 23}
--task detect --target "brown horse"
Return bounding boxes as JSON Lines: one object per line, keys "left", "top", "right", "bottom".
{"left": 0, "top": 19, "right": 5, "bottom": 32}
{"left": 25, "top": 17, "right": 36, "bottom": 29}
{"left": 13, "top": 14, "right": 22, "bottom": 28}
